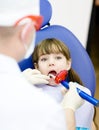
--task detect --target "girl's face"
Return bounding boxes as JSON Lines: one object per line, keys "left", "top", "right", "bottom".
{"left": 35, "top": 53, "right": 71, "bottom": 86}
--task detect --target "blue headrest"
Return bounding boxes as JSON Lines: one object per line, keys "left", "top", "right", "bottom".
{"left": 35, "top": 25, "right": 96, "bottom": 96}
{"left": 18, "top": 25, "right": 96, "bottom": 96}
{"left": 40, "top": 0, "right": 52, "bottom": 28}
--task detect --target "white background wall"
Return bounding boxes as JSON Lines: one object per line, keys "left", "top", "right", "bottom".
{"left": 49, "top": 0, "right": 93, "bottom": 48}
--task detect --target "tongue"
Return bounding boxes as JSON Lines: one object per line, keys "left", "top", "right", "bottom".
{"left": 48, "top": 71, "right": 57, "bottom": 76}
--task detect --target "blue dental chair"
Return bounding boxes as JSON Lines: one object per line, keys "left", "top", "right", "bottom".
{"left": 18, "top": 0, "right": 96, "bottom": 97}
{"left": 18, "top": 0, "right": 96, "bottom": 129}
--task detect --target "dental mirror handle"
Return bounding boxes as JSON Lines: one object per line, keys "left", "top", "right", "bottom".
{"left": 61, "top": 80, "right": 99, "bottom": 107}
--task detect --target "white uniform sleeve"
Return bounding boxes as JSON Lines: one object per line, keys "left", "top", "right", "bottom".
{"left": 44, "top": 104, "right": 67, "bottom": 130}
{"left": 0, "top": 74, "right": 67, "bottom": 130}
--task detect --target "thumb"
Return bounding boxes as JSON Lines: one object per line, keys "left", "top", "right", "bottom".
{"left": 61, "top": 87, "right": 68, "bottom": 95}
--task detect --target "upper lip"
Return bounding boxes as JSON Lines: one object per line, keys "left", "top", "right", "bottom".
{"left": 48, "top": 70, "right": 57, "bottom": 76}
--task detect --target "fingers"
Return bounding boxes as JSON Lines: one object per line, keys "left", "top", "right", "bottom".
{"left": 61, "top": 82, "right": 86, "bottom": 111}
{"left": 69, "top": 82, "right": 91, "bottom": 95}
{"left": 61, "top": 87, "right": 68, "bottom": 95}
{"left": 31, "top": 69, "right": 41, "bottom": 74}
{"left": 35, "top": 78, "right": 49, "bottom": 84}
{"left": 34, "top": 74, "right": 50, "bottom": 80}
{"left": 22, "top": 69, "right": 50, "bottom": 85}
{"left": 29, "top": 75, "right": 49, "bottom": 85}
{"left": 24, "top": 69, "right": 50, "bottom": 80}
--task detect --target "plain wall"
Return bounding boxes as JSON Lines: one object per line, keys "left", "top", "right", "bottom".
{"left": 49, "top": 0, "right": 93, "bottom": 48}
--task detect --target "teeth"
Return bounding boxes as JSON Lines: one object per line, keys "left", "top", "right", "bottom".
{"left": 48, "top": 74, "right": 55, "bottom": 79}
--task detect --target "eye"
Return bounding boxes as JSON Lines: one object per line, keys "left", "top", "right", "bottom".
{"left": 40, "top": 57, "right": 47, "bottom": 62}
{"left": 56, "top": 56, "right": 62, "bottom": 60}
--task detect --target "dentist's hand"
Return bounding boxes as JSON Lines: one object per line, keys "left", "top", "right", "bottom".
{"left": 61, "top": 82, "right": 91, "bottom": 111}
{"left": 22, "top": 68, "right": 50, "bottom": 85}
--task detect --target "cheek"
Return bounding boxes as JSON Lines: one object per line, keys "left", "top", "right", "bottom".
{"left": 57, "top": 60, "right": 70, "bottom": 71}
{"left": 57, "top": 60, "right": 67, "bottom": 69}
{"left": 37, "top": 63, "right": 47, "bottom": 75}
{"left": 60, "top": 60, "right": 71, "bottom": 70}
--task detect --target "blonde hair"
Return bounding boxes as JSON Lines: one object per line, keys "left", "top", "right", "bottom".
{"left": 32, "top": 38, "right": 83, "bottom": 85}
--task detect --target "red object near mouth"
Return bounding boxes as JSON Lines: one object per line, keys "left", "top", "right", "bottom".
{"left": 55, "top": 70, "right": 68, "bottom": 84}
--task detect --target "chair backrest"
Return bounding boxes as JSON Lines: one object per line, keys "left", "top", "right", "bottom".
{"left": 18, "top": 0, "right": 96, "bottom": 97}
{"left": 40, "top": 0, "right": 52, "bottom": 28}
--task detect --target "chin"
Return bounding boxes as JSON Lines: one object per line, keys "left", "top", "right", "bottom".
{"left": 48, "top": 80, "right": 57, "bottom": 86}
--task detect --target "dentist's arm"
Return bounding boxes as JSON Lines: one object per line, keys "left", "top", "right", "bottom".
{"left": 61, "top": 82, "right": 88, "bottom": 130}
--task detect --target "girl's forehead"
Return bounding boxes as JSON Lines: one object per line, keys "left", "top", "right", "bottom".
{"left": 40, "top": 52, "right": 63, "bottom": 56}
{"left": 40, "top": 44, "right": 63, "bottom": 52}
{"left": 37, "top": 42, "right": 69, "bottom": 58}
{"left": 39, "top": 49, "right": 62, "bottom": 56}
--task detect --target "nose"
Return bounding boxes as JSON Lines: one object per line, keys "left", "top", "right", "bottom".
{"left": 49, "top": 63, "right": 55, "bottom": 66}
{"left": 48, "top": 56, "right": 55, "bottom": 66}
{"left": 48, "top": 59, "right": 55, "bottom": 66}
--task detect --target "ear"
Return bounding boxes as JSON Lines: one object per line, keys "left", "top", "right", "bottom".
{"left": 66, "top": 59, "right": 72, "bottom": 71}
{"left": 34, "top": 63, "right": 38, "bottom": 69}
{"left": 20, "top": 22, "right": 35, "bottom": 48}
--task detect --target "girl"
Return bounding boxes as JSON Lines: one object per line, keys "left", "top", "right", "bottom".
{"left": 23, "top": 38, "right": 95, "bottom": 130}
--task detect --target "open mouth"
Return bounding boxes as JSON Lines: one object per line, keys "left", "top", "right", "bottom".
{"left": 48, "top": 70, "right": 57, "bottom": 79}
